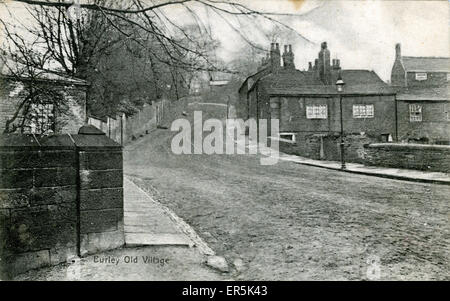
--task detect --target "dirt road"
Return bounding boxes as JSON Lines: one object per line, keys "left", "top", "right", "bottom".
{"left": 124, "top": 103, "right": 449, "bottom": 280}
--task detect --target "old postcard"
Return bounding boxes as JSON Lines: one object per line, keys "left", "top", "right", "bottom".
{"left": 0, "top": 0, "right": 448, "bottom": 287}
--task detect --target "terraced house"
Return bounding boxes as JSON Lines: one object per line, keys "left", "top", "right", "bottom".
{"left": 390, "top": 43, "right": 450, "bottom": 144}
{"left": 238, "top": 42, "right": 396, "bottom": 162}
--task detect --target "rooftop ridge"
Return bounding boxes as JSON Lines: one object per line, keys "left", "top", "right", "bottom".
{"left": 339, "top": 69, "right": 376, "bottom": 72}
{"left": 402, "top": 56, "right": 450, "bottom": 60}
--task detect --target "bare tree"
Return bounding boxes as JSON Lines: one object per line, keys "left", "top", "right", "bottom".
{"left": 0, "top": 49, "right": 66, "bottom": 134}
{"left": 1, "top": 0, "right": 317, "bottom": 127}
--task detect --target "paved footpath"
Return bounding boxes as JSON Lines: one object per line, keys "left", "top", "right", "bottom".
{"left": 124, "top": 176, "right": 215, "bottom": 255}
{"left": 124, "top": 177, "right": 192, "bottom": 246}
{"left": 233, "top": 134, "right": 450, "bottom": 185}
{"left": 277, "top": 152, "right": 450, "bottom": 185}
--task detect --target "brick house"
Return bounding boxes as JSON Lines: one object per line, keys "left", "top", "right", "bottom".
{"left": 390, "top": 43, "right": 450, "bottom": 144}
{"left": 238, "top": 42, "right": 396, "bottom": 161}
{"left": 0, "top": 61, "right": 87, "bottom": 134}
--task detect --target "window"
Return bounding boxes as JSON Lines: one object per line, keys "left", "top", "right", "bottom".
{"left": 28, "top": 103, "right": 55, "bottom": 134}
{"left": 279, "top": 133, "right": 296, "bottom": 142}
{"left": 409, "top": 104, "right": 422, "bottom": 122}
{"left": 306, "top": 104, "right": 327, "bottom": 119}
{"left": 381, "top": 133, "right": 393, "bottom": 142}
{"left": 447, "top": 73, "right": 450, "bottom": 81}
{"left": 415, "top": 73, "right": 427, "bottom": 81}
{"left": 353, "top": 104, "right": 374, "bottom": 118}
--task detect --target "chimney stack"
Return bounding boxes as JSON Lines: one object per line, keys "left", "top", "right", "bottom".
{"left": 332, "top": 58, "right": 341, "bottom": 70}
{"left": 395, "top": 43, "right": 401, "bottom": 59}
{"left": 317, "top": 41, "right": 331, "bottom": 85}
{"left": 282, "top": 44, "right": 295, "bottom": 70}
{"left": 308, "top": 62, "right": 313, "bottom": 71}
{"left": 270, "top": 42, "right": 281, "bottom": 72}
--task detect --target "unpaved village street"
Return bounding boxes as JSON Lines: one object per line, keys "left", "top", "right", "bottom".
{"left": 124, "top": 103, "right": 449, "bottom": 280}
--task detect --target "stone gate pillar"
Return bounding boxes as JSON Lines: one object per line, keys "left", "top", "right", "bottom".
{"left": 72, "top": 125, "right": 124, "bottom": 256}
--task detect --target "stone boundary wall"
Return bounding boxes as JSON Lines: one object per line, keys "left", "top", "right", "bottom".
{"left": 364, "top": 143, "right": 450, "bottom": 173}
{"left": 278, "top": 133, "right": 375, "bottom": 163}
{"left": 0, "top": 127, "right": 124, "bottom": 279}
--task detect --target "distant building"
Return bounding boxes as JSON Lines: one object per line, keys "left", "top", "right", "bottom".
{"left": 207, "top": 70, "right": 228, "bottom": 85}
{"left": 238, "top": 42, "right": 396, "bottom": 161}
{"left": 189, "top": 71, "right": 232, "bottom": 96}
{"left": 0, "top": 59, "right": 87, "bottom": 134}
{"left": 391, "top": 43, "right": 450, "bottom": 144}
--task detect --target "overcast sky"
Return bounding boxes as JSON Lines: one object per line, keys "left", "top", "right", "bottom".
{"left": 1, "top": 0, "right": 449, "bottom": 81}
{"left": 197, "top": 0, "right": 450, "bottom": 81}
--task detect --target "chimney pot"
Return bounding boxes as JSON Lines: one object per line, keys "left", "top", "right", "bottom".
{"left": 282, "top": 44, "right": 294, "bottom": 70}
{"left": 270, "top": 43, "right": 281, "bottom": 71}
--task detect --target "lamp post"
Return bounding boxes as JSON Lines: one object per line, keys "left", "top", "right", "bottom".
{"left": 336, "top": 75, "right": 346, "bottom": 170}
{"left": 227, "top": 95, "right": 230, "bottom": 120}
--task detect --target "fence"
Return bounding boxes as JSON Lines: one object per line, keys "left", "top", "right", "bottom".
{"left": 88, "top": 99, "right": 167, "bottom": 145}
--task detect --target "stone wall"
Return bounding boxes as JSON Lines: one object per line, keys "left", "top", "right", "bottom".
{"left": 364, "top": 143, "right": 450, "bottom": 173}
{"left": 0, "top": 134, "right": 77, "bottom": 279}
{"left": 279, "top": 134, "right": 322, "bottom": 160}
{"left": 279, "top": 132, "right": 376, "bottom": 163}
{"left": 0, "top": 126, "right": 124, "bottom": 279}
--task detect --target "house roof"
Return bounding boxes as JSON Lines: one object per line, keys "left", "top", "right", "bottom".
{"left": 259, "top": 69, "right": 319, "bottom": 89}
{"left": 260, "top": 69, "right": 392, "bottom": 96}
{"left": 238, "top": 67, "right": 270, "bottom": 93}
{"left": 401, "top": 56, "right": 450, "bottom": 73}
{"left": 267, "top": 84, "right": 396, "bottom": 96}
{"left": 332, "top": 70, "right": 386, "bottom": 85}
{"left": 396, "top": 86, "right": 449, "bottom": 102}
{"left": 0, "top": 57, "right": 87, "bottom": 85}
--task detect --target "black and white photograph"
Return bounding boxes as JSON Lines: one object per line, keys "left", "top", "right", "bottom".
{"left": 0, "top": 0, "right": 448, "bottom": 287}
